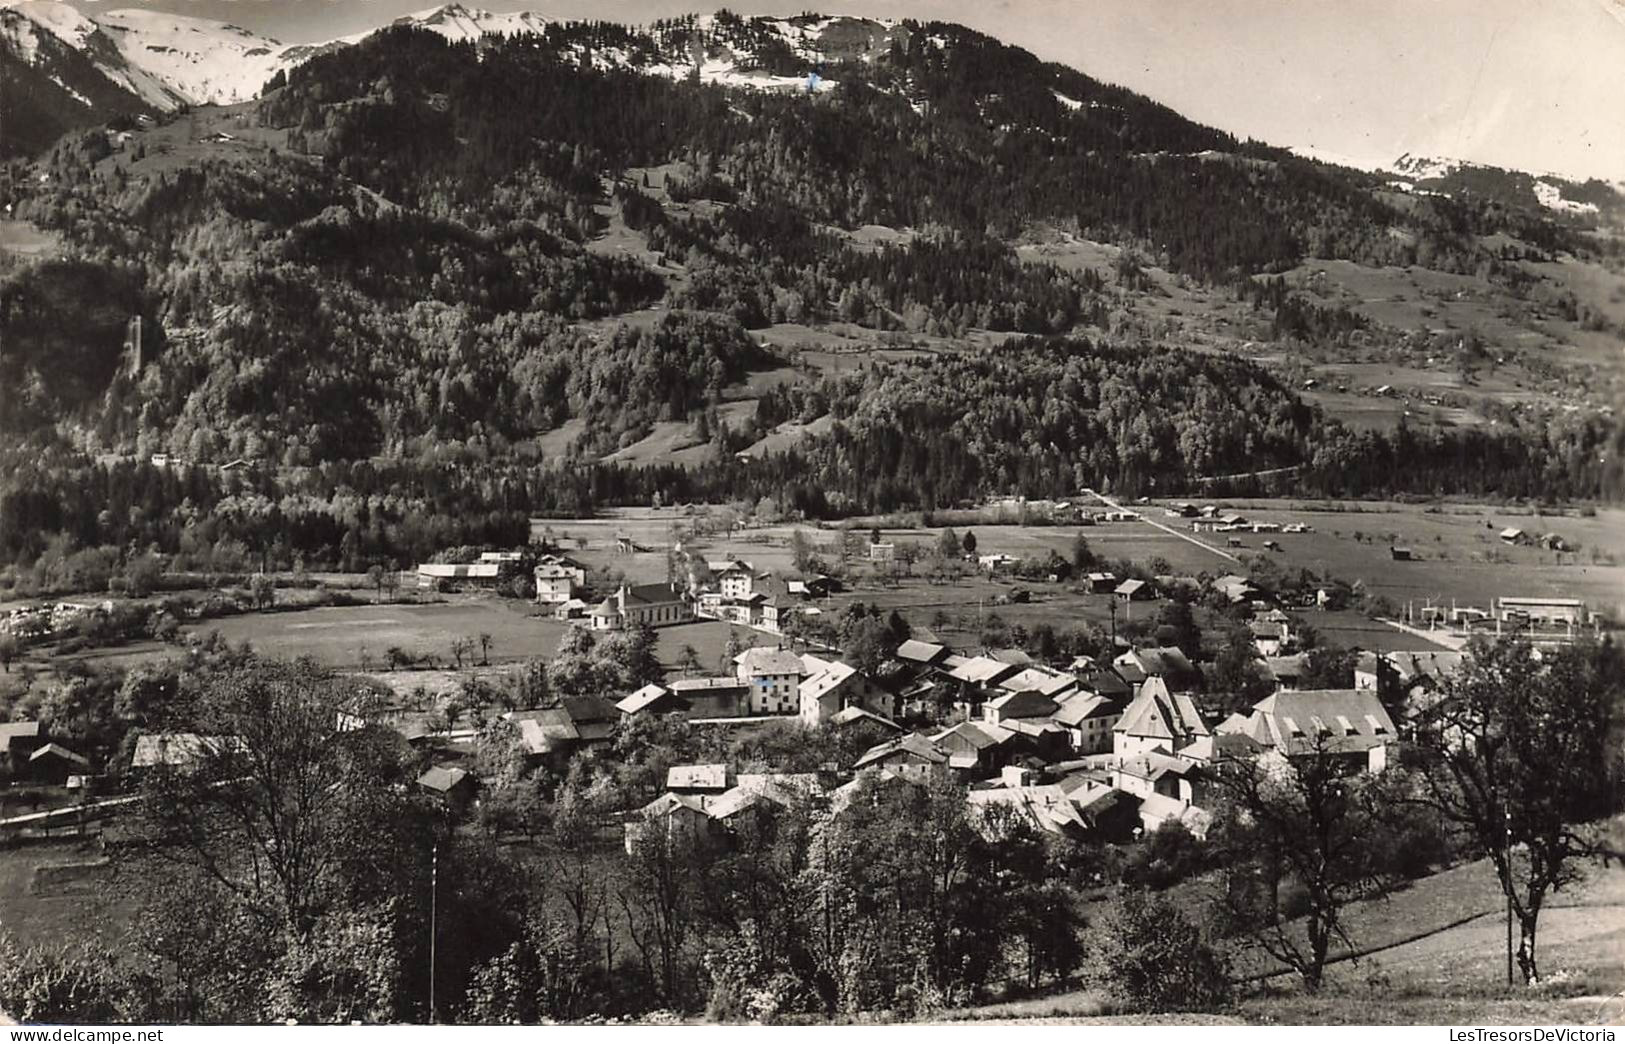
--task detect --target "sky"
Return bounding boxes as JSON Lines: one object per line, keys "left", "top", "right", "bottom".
{"left": 54, "top": 0, "right": 1625, "bottom": 180}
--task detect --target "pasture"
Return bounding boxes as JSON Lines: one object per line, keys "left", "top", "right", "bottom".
{"left": 183, "top": 599, "right": 561, "bottom": 670}
{"left": 175, "top": 597, "right": 745, "bottom": 678}
{"left": 0, "top": 838, "right": 135, "bottom": 950}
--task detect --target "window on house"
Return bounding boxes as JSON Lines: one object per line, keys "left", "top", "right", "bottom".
{"left": 1282, "top": 716, "right": 1304, "bottom": 737}
{"left": 1365, "top": 714, "right": 1388, "bottom": 735}
{"left": 1336, "top": 715, "right": 1358, "bottom": 736}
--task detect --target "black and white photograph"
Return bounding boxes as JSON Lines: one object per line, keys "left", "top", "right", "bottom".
{"left": 0, "top": 0, "right": 1622, "bottom": 1030}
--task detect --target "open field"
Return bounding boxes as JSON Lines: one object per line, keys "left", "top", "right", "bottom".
{"left": 0, "top": 839, "right": 136, "bottom": 950}
{"left": 0, "top": 220, "right": 63, "bottom": 262}
{"left": 174, "top": 600, "right": 745, "bottom": 677}
{"left": 951, "top": 856, "right": 1625, "bottom": 1025}
{"left": 182, "top": 599, "right": 560, "bottom": 670}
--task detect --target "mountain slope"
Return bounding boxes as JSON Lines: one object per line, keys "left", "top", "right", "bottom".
{"left": 0, "top": 4, "right": 157, "bottom": 157}
{"left": 1, "top": 17, "right": 1620, "bottom": 507}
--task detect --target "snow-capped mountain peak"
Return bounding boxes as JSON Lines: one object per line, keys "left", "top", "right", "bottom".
{"left": 382, "top": 3, "right": 551, "bottom": 42}
{"left": 4, "top": 0, "right": 98, "bottom": 50}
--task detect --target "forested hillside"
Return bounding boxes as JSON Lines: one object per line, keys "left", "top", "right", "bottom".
{"left": 2, "top": 15, "right": 1623, "bottom": 577}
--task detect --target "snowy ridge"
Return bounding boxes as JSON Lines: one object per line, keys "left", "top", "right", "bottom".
{"left": 1, "top": 2, "right": 893, "bottom": 112}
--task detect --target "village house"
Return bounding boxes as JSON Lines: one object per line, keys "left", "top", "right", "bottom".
{"left": 1500, "top": 527, "right": 1531, "bottom": 546}
{"left": 994, "top": 666, "right": 1078, "bottom": 702}
{"left": 1113, "top": 676, "right": 1211, "bottom": 757}
{"left": 1059, "top": 780, "right": 1144, "bottom": 842}
{"left": 799, "top": 659, "right": 894, "bottom": 725}
{"left": 1251, "top": 619, "right": 1291, "bottom": 657}
{"left": 1216, "top": 688, "right": 1396, "bottom": 774}
{"left": 983, "top": 689, "right": 1060, "bottom": 727}
{"left": 589, "top": 583, "right": 693, "bottom": 631}
{"left": 1051, "top": 693, "right": 1123, "bottom": 755}
{"left": 716, "top": 563, "right": 758, "bottom": 600}
{"left": 931, "top": 720, "right": 1024, "bottom": 777}
{"left": 1110, "top": 751, "right": 1212, "bottom": 838}
{"left": 416, "top": 765, "right": 476, "bottom": 809}
{"left": 852, "top": 732, "right": 950, "bottom": 782}
{"left": 895, "top": 639, "right": 953, "bottom": 668}
{"left": 966, "top": 783, "right": 1089, "bottom": 839}
{"left": 665, "top": 763, "right": 730, "bottom": 800}
{"left": 1356, "top": 650, "right": 1465, "bottom": 720}
{"left": 705, "top": 777, "right": 813, "bottom": 824}
{"left": 625, "top": 792, "right": 712, "bottom": 853}
{"left": 828, "top": 705, "right": 905, "bottom": 747}
{"left": 533, "top": 556, "right": 588, "bottom": 604}
{"left": 751, "top": 576, "right": 800, "bottom": 633}
{"left": 1113, "top": 647, "right": 1201, "bottom": 691}
{"left": 1074, "top": 668, "right": 1132, "bottom": 701}
{"left": 510, "top": 696, "right": 618, "bottom": 767}
{"left": 787, "top": 575, "right": 840, "bottom": 600}
{"left": 1212, "top": 573, "right": 1261, "bottom": 605}
{"left": 735, "top": 647, "right": 805, "bottom": 715}
{"left": 1261, "top": 654, "right": 1309, "bottom": 689}
{"left": 553, "top": 597, "right": 589, "bottom": 621}
{"left": 948, "top": 655, "right": 1022, "bottom": 690}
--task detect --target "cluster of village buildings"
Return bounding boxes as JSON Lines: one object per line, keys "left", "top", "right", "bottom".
{"left": 603, "top": 631, "right": 1434, "bottom": 847}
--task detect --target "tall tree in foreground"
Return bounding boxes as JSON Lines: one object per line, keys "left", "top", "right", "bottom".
{"left": 1408, "top": 637, "right": 1625, "bottom": 982}
{"left": 1208, "top": 736, "right": 1399, "bottom": 992}
{"left": 138, "top": 658, "right": 419, "bottom": 937}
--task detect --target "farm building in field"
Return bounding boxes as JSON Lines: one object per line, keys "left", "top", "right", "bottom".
{"left": 0, "top": 721, "right": 44, "bottom": 775}
{"left": 1389, "top": 546, "right": 1413, "bottom": 561}
{"left": 1115, "top": 578, "right": 1152, "bottom": 602}
{"left": 1496, "top": 596, "right": 1586, "bottom": 627}
{"left": 417, "top": 562, "right": 501, "bottom": 589}
{"left": 28, "top": 743, "right": 90, "bottom": 784}
{"left": 1500, "top": 527, "right": 1532, "bottom": 546}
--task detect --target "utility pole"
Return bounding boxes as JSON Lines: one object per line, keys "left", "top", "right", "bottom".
{"left": 1505, "top": 809, "right": 1514, "bottom": 987}
{"left": 429, "top": 841, "right": 439, "bottom": 1023}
